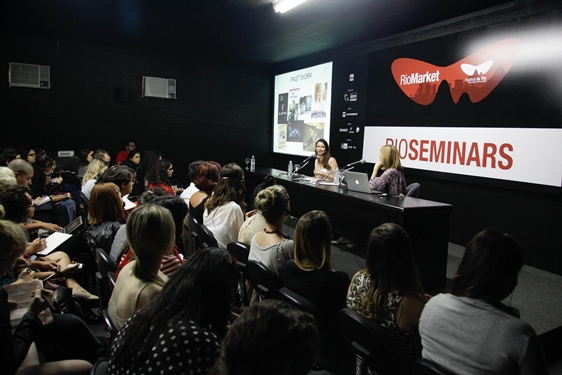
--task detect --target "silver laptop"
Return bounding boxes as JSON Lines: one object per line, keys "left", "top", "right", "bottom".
{"left": 61, "top": 216, "right": 83, "bottom": 234}
{"left": 344, "top": 171, "right": 381, "bottom": 194}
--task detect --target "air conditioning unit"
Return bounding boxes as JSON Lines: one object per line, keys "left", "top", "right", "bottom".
{"left": 142, "top": 76, "right": 176, "bottom": 99}
{"left": 9, "top": 62, "right": 51, "bottom": 89}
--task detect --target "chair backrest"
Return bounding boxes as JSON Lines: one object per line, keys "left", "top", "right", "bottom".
{"left": 107, "top": 271, "right": 117, "bottom": 296}
{"left": 188, "top": 214, "right": 204, "bottom": 250}
{"left": 336, "top": 308, "right": 402, "bottom": 375}
{"left": 246, "top": 260, "right": 283, "bottom": 300}
{"left": 90, "top": 356, "right": 110, "bottom": 375}
{"left": 277, "top": 286, "right": 321, "bottom": 316}
{"left": 412, "top": 359, "right": 458, "bottom": 375}
{"left": 227, "top": 241, "right": 250, "bottom": 266}
{"left": 101, "top": 309, "right": 118, "bottom": 338}
{"left": 95, "top": 248, "right": 117, "bottom": 274}
{"left": 227, "top": 241, "right": 251, "bottom": 307}
{"left": 199, "top": 222, "right": 219, "bottom": 248}
{"left": 405, "top": 182, "right": 421, "bottom": 197}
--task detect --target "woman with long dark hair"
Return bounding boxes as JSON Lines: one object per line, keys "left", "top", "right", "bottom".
{"left": 347, "top": 223, "right": 428, "bottom": 374}
{"left": 203, "top": 163, "right": 246, "bottom": 248}
{"left": 146, "top": 159, "right": 178, "bottom": 196}
{"left": 108, "top": 248, "right": 238, "bottom": 375}
{"left": 419, "top": 229, "right": 549, "bottom": 375}
{"left": 313, "top": 139, "right": 339, "bottom": 181}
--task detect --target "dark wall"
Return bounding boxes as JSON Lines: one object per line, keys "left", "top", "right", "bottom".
{"left": 3, "top": 33, "right": 272, "bottom": 183}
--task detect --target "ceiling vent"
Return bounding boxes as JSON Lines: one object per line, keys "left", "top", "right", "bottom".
{"left": 9, "top": 62, "right": 51, "bottom": 89}
{"left": 142, "top": 76, "right": 176, "bottom": 99}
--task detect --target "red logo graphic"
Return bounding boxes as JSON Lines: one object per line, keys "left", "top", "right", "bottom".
{"left": 391, "top": 38, "right": 520, "bottom": 105}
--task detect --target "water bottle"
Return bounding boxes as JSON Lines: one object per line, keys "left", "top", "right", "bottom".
{"left": 288, "top": 160, "right": 293, "bottom": 179}
{"left": 250, "top": 155, "right": 255, "bottom": 172}
{"left": 333, "top": 168, "right": 340, "bottom": 185}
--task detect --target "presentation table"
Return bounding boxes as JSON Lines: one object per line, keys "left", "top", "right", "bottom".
{"left": 246, "top": 167, "right": 453, "bottom": 290}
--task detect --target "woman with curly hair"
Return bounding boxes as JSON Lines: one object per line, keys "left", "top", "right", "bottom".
{"left": 203, "top": 163, "right": 246, "bottom": 248}
{"left": 146, "top": 159, "right": 178, "bottom": 196}
{"left": 346, "top": 223, "right": 428, "bottom": 375}
{"left": 189, "top": 161, "right": 221, "bottom": 223}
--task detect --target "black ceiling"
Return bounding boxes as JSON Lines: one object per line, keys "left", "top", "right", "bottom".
{"left": 4, "top": 0, "right": 514, "bottom": 64}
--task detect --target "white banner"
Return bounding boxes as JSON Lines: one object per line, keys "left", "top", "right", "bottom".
{"left": 363, "top": 127, "right": 562, "bottom": 187}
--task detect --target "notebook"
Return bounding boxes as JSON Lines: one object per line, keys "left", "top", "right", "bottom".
{"left": 344, "top": 171, "right": 381, "bottom": 194}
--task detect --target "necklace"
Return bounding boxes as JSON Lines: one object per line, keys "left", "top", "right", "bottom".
{"left": 263, "top": 228, "right": 290, "bottom": 239}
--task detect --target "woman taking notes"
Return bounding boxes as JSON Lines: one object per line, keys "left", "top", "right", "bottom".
{"left": 313, "top": 139, "right": 338, "bottom": 182}
{"left": 369, "top": 145, "right": 407, "bottom": 195}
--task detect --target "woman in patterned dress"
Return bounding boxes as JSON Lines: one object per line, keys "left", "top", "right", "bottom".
{"left": 346, "top": 223, "right": 429, "bottom": 375}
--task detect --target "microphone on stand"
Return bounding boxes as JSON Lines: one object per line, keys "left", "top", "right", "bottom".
{"left": 294, "top": 154, "right": 318, "bottom": 174}
{"left": 345, "top": 159, "right": 366, "bottom": 168}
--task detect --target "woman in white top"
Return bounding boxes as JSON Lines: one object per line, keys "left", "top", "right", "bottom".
{"left": 249, "top": 185, "right": 292, "bottom": 276}
{"left": 81, "top": 158, "right": 108, "bottom": 200}
{"left": 203, "top": 163, "right": 246, "bottom": 248}
{"left": 313, "top": 139, "right": 338, "bottom": 182}
{"left": 107, "top": 204, "right": 175, "bottom": 329}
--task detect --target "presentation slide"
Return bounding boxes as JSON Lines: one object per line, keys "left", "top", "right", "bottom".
{"left": 273, "top": 62, "right": 333, "bottom": 157}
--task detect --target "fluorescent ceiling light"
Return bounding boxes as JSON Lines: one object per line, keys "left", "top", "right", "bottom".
{"left": 273, "top": 0, "right": 308, "bottom": 13}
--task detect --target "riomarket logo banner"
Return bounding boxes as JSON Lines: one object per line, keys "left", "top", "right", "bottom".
{"left": 363, "top": 126, "right": 562, "bottom": 187}
{"left": 390, "top": 39, "right": 520, "bottom": 105}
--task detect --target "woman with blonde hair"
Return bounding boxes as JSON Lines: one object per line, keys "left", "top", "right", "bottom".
{"left": 369, "top": 145, "right": 407, "bottom": 195}
{"left": 248, "top": 185, "right": 292, "bottom": 276}
{"left": 107, "top": 204, "right": 175, "bottom": 329}
{"left": 203, "top": 163, "right": 246, "bottom": 248}
{"left": 281, "top": 210, "right": 351, "bottom": 370}
{"left": 80, "top": 158, "right": 108, "bottom": 200}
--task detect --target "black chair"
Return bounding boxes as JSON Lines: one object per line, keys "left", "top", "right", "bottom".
{"left": 107, "top": 271, "right": 116, "bottom": 296}
{"left": 94, "top": 248, "right": 117, "bottom": 309}
{"left": 246, "top": 260, "right": 283, "bottom": 300}
{"left": 412, "top": 359, "right": 458, "bottom": 375}
{"left": 199, "top": 222, "right": 219, "bottom": 248}
{"left": 102, "top": 308, "right": 118, "bottom": 338}
{"left": 90, "top": 356, "right": 109, "bottom": 375}
{"left": 188, "top": 215, "right": 204, "bottom": 251}
{"left": 337, "top": 308, "right": 402, "bottom": 375}
{"left": 406, "top": 182, "right": 421, "bottom": 197}
{"left": 227, "top": 241, "right": 251, "bottom": 307}
{"left": 277, "top": 286, "right": 320, "bottom": 315}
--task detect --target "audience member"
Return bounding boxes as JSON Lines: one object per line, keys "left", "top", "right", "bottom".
{"left": 369, "top": 144, "right": 407, "bottom": 195}
{"left": 238, "top": 174, "right": 275, "bottom": 244}
{"left": 107, "top": 204, "right": 175, "bottom": 330}
{"left": 85, "top": 183, "right": 123, "bottom": 252}
{"left": 30, "top": 153, "right": 75, "bottom": 226}
{"left": 146, "top": 159, "right": 180, "bottom": 196}
{"left": 213, "top": 300, "right": 319, "bottom": 375}
{"left": 179, "top": 159, "right": 204, "bottom": 205}
{"left": 114, "top": 141, "right": 136, "bottom": 165}
{"left": 119, "top": 150, "right": 140, "bottom": 172}
{"left": 99, "top": 165, "right": 135, "bottom": 198}
{"left": 116, "top": 195, "right": 187, "bottom": 278}
{"left": 203, "top": 163, "right": 246, "bottom": 248}
{"left": 8, "top": 160, "right": 33, "bottom": 188}
{"left": 109, "top": 247, "right": 237, "bottom": 375}
{"left": 281, "top": 210, "right": 352, "bottom": 370}
{"left": 248, "top": 185, "right": 292, "bottom": 276}
{"left": 188, "top": 161, "right": 221, "bottom": 223}
{"left": 136, "top": 150, "right": 161, "bottom": 189}
{"left": 80, "top": 158, "right": 108, "bottom": 200}
{"left": 92, "top": 149, "right": 111, "bottom": 164}
{"left": 0, "top": 148, "right": 20, "bottom": 166}
{"left": 0, "top": 167, "right": 17, "bottom": 188}
{"left": 75, "top": 148, "right": 93, "bottom": 181}
{"left": 0, "top": 206, "right": 100, "bottom": 375}
{"left": 347, "top": 223, "right": 428, "bottom": 374}
{"left": 419, "top": 229, "right": 549, "bottom": 375}
{"left": 0, "top": 186, "right": 97, "bottom": 301}
{"left": 18, "top": 148, "right": 37, "bottom": 166}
